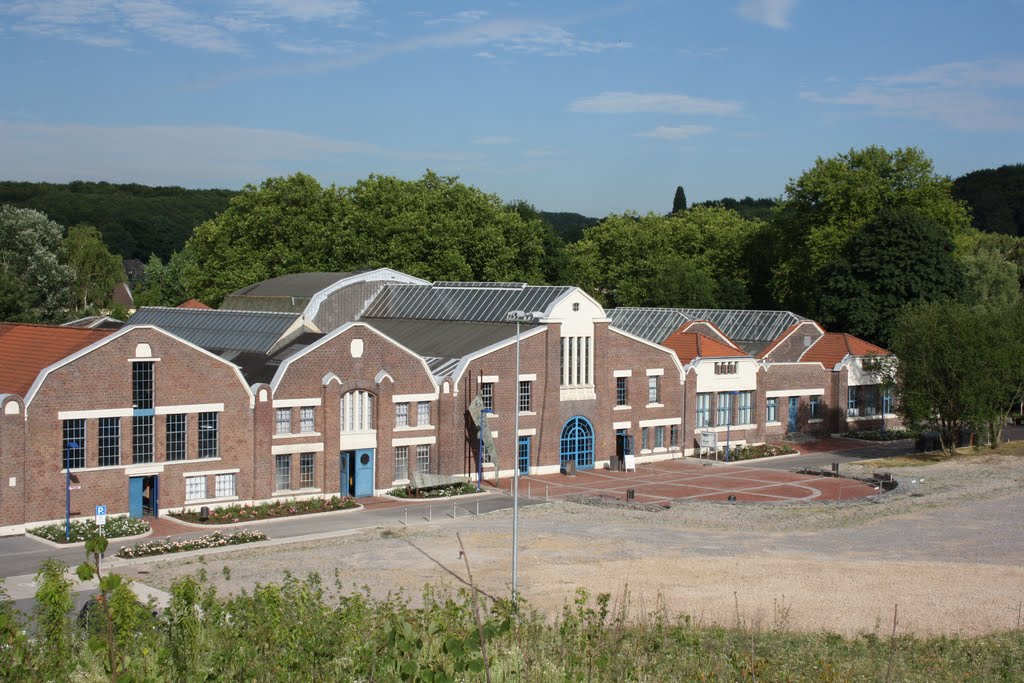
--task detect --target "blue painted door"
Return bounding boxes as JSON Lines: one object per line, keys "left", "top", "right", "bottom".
{"left": 518, "top": 436, "right": 530, "bottom": 475}
{"left": 128, "top": 477, "right": 144, "bottom": 518}
{"left": 560, "top": 416, "right": 595, "bottom": 471}
{"left": 788, "top": 397, "right": 799, "bottom": 432}
{"left": 340, "top": 453, "right": 351, "bottom": 496}
{"left": 353, "top": 449, "right": 374, "bottom": 498}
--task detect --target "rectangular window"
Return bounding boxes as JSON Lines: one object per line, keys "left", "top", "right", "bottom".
{"left": 198, "top": 412, "right": 219, "bottom": 458}
{"left": 63, "top": 419, "right": 86, "bottom": 469}
{"left": 696, "top": 393, "right": 711, "bottom": 428}
{"left": 97, "top": 417, "right": 120, "bottom": 467}
{"left": 766, "top": 397, "right": 779, "bottom": 423}
{"left": 132, "top": 361, "right": 154, "bottom": 410}
{"left": 883, "top": 387, "right": 894, "bottom": 414}
{"left": 738, "top": 391, "right": 753, "bottom": 425}
{"left": 185, "top": 476, "right": 206, "bottom": 501}
{"left": 417, "top": 401, "right": 431, "bottom": 426}
{"left": 560, "top": 336, "right": 593, "bottom": 386}
{"left": 416, "top": 444, "right": 431, "bottom": 474}
{"left": 518, "top": 381, "right": 532, "bottom": 413}
{"left": 275, "top": 454, "right": 291, "bottom": 491}
{"left": 300, "top": 453, "right": 315, "bottom": 488}
{"left": 395, "top": 402, "right": 409, "bottom": 427}
{"left": 394, "top": 446, "right": 409, "bottom": 481}
{"left": 215, "top": 473, "right": 236, "bottom": 498}
{"left": 648, "top": 375, "right": 660, "bottom": 404}
{"left": 809, "top": 395, "right": 822, "bottom": 419}
{"left": 864, "top": 388, "right": 877, "bottom": 416}
{"left": 654, "top": 426, "right": 665, "bottom": 448}
{"left": 584, "top": 337, "right": 590, "bottom": 385}
{"left": 670, "top": 425, "right": 679, "bottom": 448}
{"left": 616, "top": 377, "right": 628, "bottom": 406}
{"left": 641, "top": 427, "right": 649, "bottom": 451}
{"left": 481, "top": 383, "right": 493, "bottom": 411}
{"left": 848, "top": 387, "right": 859, "bottom": 417}
{"left": 717, "top": 392, "right": 733, "bottom": 426}
{"left": 132, "top": 415, "right": 153, "bottom": 464}
{"left": 300, "top": 407, "right": 315, "bottom": 433}
{"left": 342, "top": 391, "right": 374, "bottom": 432}
{"left": 166, "top": 414, "right": 186, "bottom": 461}
{"left": 275, "top": 408, "right": 291, "bottom": 435}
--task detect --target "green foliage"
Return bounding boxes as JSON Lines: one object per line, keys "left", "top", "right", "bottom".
{"left": 729, "top": 443, "right": 798, "bottom": 461}
{"left": 0, "top": 204, "right": 74, "bottom": 322}
{"left": 954, "top": 229, "right": 1024, "bottom": 306}
{"left": 672, "top": 185, "right": 687, "bottom": 214}
{"left": 694, "top": 196, "right": 777, "bottom": 222}
{"left": 28, "top": 516, "right": 150, "bottom": 543}
{"left": 388, "top": 482, "right": 479, "bottom": 499}
{"left": 952, "top": 163, "right": 1024, "bottom": 236}
{"left": 842, "top": 428, "right": 918, "bottom": 441}
{"left": 64, "top": 224, "right": 126, "bottom": 310}
{"left": 33, "top": 559, "right": 75, "bottom": 682}
{"left": 537, "top": 210, "right": 599, "bottom": 243}
{"left": 171, "top": 495, "right": 356, "bottom": 524}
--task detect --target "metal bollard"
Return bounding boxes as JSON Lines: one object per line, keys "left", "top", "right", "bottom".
{"left": 475, "top": 500, "right": 479, "bottom": 516}
{"left": 404, "top": 507, "right": 408, "bottom": 526}
{"left": 528, "top": 482, "right": 531, "bottom": 499}
{"left": 546, "top": 485, "right": 549, "bottom": 501}
{"left": 428, "top": 505, "right": 432, "bottom": 522}
{"left": 452, "top": 500, "right": 457, "bottom": 519}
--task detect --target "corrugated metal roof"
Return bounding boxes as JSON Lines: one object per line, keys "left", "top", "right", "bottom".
{"left": 227, "top": 272, "right": 359, "bottom": 299}
{"left": 609, "top": 307, "right": 806, "bottom": 346}
{"left": 362, "top": 318, "right": 524, "bottom": 361}
{"left": 128, "top": 307, "right": 300, "bottom": 354}
{"left": 362, "top": 282, "right": 571, "bottom": 323}
{"left": 606, "top": 308, "right": 692, "bottom": 343}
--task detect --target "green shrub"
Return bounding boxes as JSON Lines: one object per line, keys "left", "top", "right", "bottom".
{"left": 116, "top": 530, "right": 267, "bottom": 559}
{"left": 170, "top": 496, "right": 356, "bottom": 524}
{"left": 843, "top": 428, "right": 917, "bottom": 441}
{"left": 388, "top": 482, "right": 479, "bottom": 499}
{"left": 28, "top": 516, "right": 150, "bottom": 543}
{"left": 729, "top": 443, "right": 798, "bottom": 461}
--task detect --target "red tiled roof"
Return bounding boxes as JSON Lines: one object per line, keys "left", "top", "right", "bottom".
{"left": 800, "top": 332, "right": 890, "bottom": 367}
{"left": 177, "top": 298, "right": 211, "bottom": 309}
{"left": 0, "top": 323, "right": 114, "bottom": 397}
{"left": 662, "top": 331, "right": 747, "bottom": 365}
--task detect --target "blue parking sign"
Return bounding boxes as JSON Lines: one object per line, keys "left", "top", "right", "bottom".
{"left": 95, "top": 504, "right": 107, "bottom": 525}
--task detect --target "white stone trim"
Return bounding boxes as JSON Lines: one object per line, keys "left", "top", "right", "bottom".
{"left": 123, "top": 464, "right": 164, "bottom": 476}
{"left": 155, "top": 402, "right": 225, "bottom": 415}
{"left": 613, "top": 369, "right": 633, "bottom": 378}
{"left": 613, "top": 420, "right": 631, "bottom": 429}
{"left": 340, "top": 432, "right": 376, "bottom": 449}
{"left": 273, "top": 431, "right": 322, "bottom": 440}
{"left": 766, "top": 388, "right": 824, "bottom": 398}
{"left": 391, "top": 435, "right": 437, "bottom": 447}
{"left": 392, "top": 392, "right": 438, "bottom": 403}
{"left": 638, "top": 416, "right": 682, "bottom": 428}
{"left": 272, "top": 398, "right": 321, "bottom": 408}
{"left": 613, "top": 405, "right": 631, "bottom": 411}
{"left": 517, "top": 428, "right": 537, "bottom": 436}
{"left": 128, "top": 357, "right": 161, "bottom": 363}
{"left": 645, "top": 402, "right": 664, "bottom": 409}
{"left": 393, "top": 425, "right": 435, "bottom": 433}
{"left": 645, "top": 368, "right": 665, "bottom": 376}
{"left": 518, "top": 373, "right": 537, "bottom": 382}
{"left": 58, "top": 407, "right": 134, "bottom": 420}
{"left": 181, "top": 467, "right": 240, "bottom": 478}
{"left": 478, "top": 375, "right": 499, "bottom": 383}
{"left": 271, "top": 441, "right": 324, "bottom": 455}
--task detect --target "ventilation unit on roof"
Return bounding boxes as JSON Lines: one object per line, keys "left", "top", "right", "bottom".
{"left": 803, "top": 336, "right": 811, "bottom": 347}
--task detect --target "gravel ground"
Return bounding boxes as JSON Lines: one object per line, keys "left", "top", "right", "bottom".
{"left": 122, "top": 453, "right": 1024, "bottom": 637}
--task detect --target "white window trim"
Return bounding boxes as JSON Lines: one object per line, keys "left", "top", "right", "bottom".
{"left": 766, "top": 389, "right": 824, "bottom": 398}
{"left": 517, "top": 428, "right": 537, "bottom": 436}
{"left": 155, "top": 403, "right": 225, "bottom": 415}
{"left": 613, "top": 369, "right": 633, "bottom": 378}
{"left": 393, "top": 425, "right": 435, "bottom": 433}
{"left": 638, "top": 416, "right": 682, "bottom": 428}
{"left": 613, "top": 420, "right": 631, "bottom": 429}
{"left": 271, "top": 442, "right": 324, "bottom": 455}
{"left": 391, "top": 435, "right": 438, "bottom": 447}
{"left": 645, "top": 368, "right": 665, "bottom": 376}
{"left": 518, "top": 373, "right": 537, "bottom": 382}
{"left": 478, "top": 375, "right": 499, "bottom": 383}
{"left": 272, "top": 398, "right": 322, "bottom": 408}
{"left": 181, "top": 467, "right": 240, "bottom": 478}
{"left": 613, "top": 405, "right": 632, "bottom": 411}
{"left": 645, "top": 402, "right": 664, "bottom": 409}
{"left": 393, "top": 392, "right": 438, "bottom": 403}
{"left": 273, "top": 431, "right": 322, "bottom": 440}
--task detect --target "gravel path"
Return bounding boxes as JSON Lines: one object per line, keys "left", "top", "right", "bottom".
{"left": 122, "top": 453, "right": 1024, "bottom": 637}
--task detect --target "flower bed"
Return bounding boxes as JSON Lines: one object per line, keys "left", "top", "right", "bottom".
{"left": 116, "top": 530, "right": 268, "bottom": 559}
{"left": 728, "top": 443, "right": 798, "bottom": 461}
{"left": 842, "top": 428, "right": 916, "bottom": 441}
{"left": 388, "top": 482, "right": 479, "bottom": 498}
{"left": 170, "top": 495, "right": 357, "bottom": 524}
{"left": 28, "top": 516, "right": 150, "bottom": 544}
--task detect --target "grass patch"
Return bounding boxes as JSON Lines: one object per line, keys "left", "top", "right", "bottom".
{"left": 28, "top": 516, "right": 150, "bottom": 543}
{"left": 856, "top": 440, "right": 1024, "bottom": 468}
{"left": 170, "top": 496, "right": 357, "bottom": 524}
{"left": 115, "top": 530, "right": 267, "bottom": 558}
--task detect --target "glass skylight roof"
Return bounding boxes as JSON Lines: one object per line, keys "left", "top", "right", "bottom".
{"left": 608, "top": 307, "right": 806, "bottom": 344}
{"left": 362, "top": 283, "right": 571, "bottom": 323}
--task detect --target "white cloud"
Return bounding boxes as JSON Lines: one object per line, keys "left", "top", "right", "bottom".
{"left": 0, "top": 120, "right": 375, "bottom": 186}
{"left": 474, "top": 51, "right": 496, "bottom": 59}
{"left": 425, "top": 10, "right": 488, "bottom": 26}
{"left": 801, "top": 58, "right": 1024, "bottom": 131}
{"left": 635, "top": 124, "right": 713, "bottom": 140}
{"left": 237, "top": 0, "right": 363, "bottom": 23}
{"left": 568, "top": 91, "right": 741, "bottom": 116}
{"left": 737, "top": 0, "right": 796, "bottom": 29}
{"left": 680, "top": 46, "right": 728, "bottom": 58}
{"left": 473, "top": 136, "right": 518, "bottom": 145}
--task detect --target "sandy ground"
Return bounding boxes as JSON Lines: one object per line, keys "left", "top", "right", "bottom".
{"left": 122, "top": 453, "right": 1024, "bottom": 637}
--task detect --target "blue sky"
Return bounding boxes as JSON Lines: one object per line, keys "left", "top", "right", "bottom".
{"left": 1, "top": 1, "right": 1022, "bottom": 217}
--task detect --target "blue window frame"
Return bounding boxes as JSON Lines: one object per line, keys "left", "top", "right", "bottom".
{"left": 63, "top": 419, "right": 85, "bottom": 469}
{"left": 717, "top": 392, "right": 733, "bottom": 426}
{"left": 518, "top": 436, "right": 530, "bottom": 475}
{"left": 559, "top": 416, "right": 594, "bottom": 470}
{"left": 882, "top": 387, "right": 894, "bottom": 414}
{"left": 766, "top": 397, "right": 779, "bottom": 423}
{"left": 696, "top": 393, "right": 711, "bottom": 427}
{"left": 737, "top": 391, "right": 752, "bottom": 424}
{"left": 809, "top": 395, "right": 822, "bottom": 419}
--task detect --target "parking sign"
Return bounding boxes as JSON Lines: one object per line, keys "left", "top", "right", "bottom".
{"left": 95, "top": 504, "right": 107, "bottom": 526}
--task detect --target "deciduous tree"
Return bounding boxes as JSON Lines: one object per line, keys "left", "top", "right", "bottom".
{"left": 64, "top": 224, "right": 125, "bottom": 310}
{"left": 0, "top": 205, "right": 73, "bottom": 321}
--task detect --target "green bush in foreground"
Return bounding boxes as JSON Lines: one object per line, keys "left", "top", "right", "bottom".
{"left": 28, "top": 516, "right": 150, "bottom": 543}
{"left": 3, "top": 558, "right": 1023, "bottom": 682}
{"left": 843, "top": 428, "right": 918, "bottom": 441}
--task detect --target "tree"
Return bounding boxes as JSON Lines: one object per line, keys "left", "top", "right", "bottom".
{"left": 133, "top": 254, "right": 190, "bottom": 307}
{"left": 672, "top": 186, "right": 687, "bottom": 214}
{"left": 954, "top": 230, "right": 1023, "bottom": 306}
{"left": 0, "top": 205, "right": 73, "bottom": 321}
{"left": 64, "top": 224, "right": 126, "bottom": 310}
{"left": 952, "top": 164, "right": 1024, "bottom": 236}
{"left": 816, "top": 207, "right": 963, "bottom": 346}
{"left": 771, "top": 146, "right": 972, "bottom": 316}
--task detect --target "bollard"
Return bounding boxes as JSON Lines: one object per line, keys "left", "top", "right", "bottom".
{"left": 404, "top": 507, "right": 408, "bottom": 526}
{"left": 546, "top": 485, "right": 549, "bottom": 501}
{"left": 453, "top": 500, "right": 457, "bottom": 519}
{"left": 831, "top": 462, "right": 839, "bottom": 475}
{"left": 728, "top": 494, "right": 736, "bottom": 503}
{"left": 476, "top": 500, "right": 479, "bottom": 516}
{"left": 528, "top": 482, "right": 531, "bottom": 499}
{"left": 428, "top": 505, "right": 432, "bottom": 522}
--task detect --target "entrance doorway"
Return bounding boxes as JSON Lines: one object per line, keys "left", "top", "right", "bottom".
{"left": 340, "top": 449, "right": 375, "bottom": 498}
{"left": 128, "top": 475, "right": 159, "bottom": 518}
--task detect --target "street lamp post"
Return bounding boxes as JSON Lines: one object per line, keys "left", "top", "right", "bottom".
{"left": 65, "top": 441, "right": 79, "bottom": 541}
{"left": 725, "top": 391, "right": 738, "bottom": 462}
{"left": 505, "top": 309, "right": 540, "bottom": 606}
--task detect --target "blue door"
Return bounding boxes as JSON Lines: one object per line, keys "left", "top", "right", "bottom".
{"left": 340, "top": 453, "right": 351, "bottom": 496}
{"left": 353, "top": 449, "right": 374, "bottom": 498}
{"left": 517, "top": 436, "right": 530, "bottom": 475}
{"left": 128, "top": 477, "right": 144, "bottom": 518}
{"left": 788, "top": 397, "right": 799, "bottom": 432}
{"left": 560, "top": 416, "right": 595, "bottom": 471}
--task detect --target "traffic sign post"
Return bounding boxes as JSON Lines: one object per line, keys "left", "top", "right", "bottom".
{"left": 95, "top": 504, "right": 107, "bottom": 526}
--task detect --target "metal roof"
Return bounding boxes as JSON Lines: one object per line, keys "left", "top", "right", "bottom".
{"left": 361, "top": 282, "right": 571, "bottom": 323}
{"left": 608, "top": 307, "right": 806, "bottom": 346}
{"left": 227, "top": 272, "right": 360, "bottom": 299}
{"left": 128, "top": 307, "right": 301, "bottom": 354}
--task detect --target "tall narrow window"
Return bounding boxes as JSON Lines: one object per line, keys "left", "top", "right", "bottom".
{"left": 864, "top": 388, "right": 877, "bottom": 416}
{"left": 300, "top": 453, "right": 315, "bottom": 488}
{"left": 518, "top": 381, "right": 532, "bottom": 413}
{"left": 63, "top": 419, "right": 86, "bottom": 469}
{"left": 883, "top": 387, "right": 894, "bottom": 414}
{"left": 809, "top": 396, "right": 822, "bottom": 419}
{"left": 616, "top": 377, "right": 628, "bottom": 406}
{"left": 342, "top": 391, "right": 374, "bottom": 432}
{"left": 696, "top": 393, "right": 711, "bottom": 427}
{"left": 416, "top": 444, "right": 431, "bottom": 474}
{"left": 766, "top": 397, "right": 779, "bottom": 423}
{"left": 300, "top": 407, "right": 315, "bottom": 433}
{"left": 641, "top": 427, "right": 649, "bottom": 451}
{"left": 275, "top": 454, "right": 291, "bottom": 491}
{"left": 395, "top": 402, "right": 409, "bottom": 427}
{"left": 98, "top": 417, "right": 120, "bottom": 467}
{"left": 394, "top": 446, "right": 409, "bottom": 481}
{"left": 133, "top": 415, "right": 154, "bottom": 464}
{"left": 654, "top": 426, "right": 665, "bottom": 448}
{"left": 480, "top": 383, "right": 493, "bottom": 411}
{"left": 717, "top": 392, "right": 733, "bottom": 426}
{"left": 166, "top": 414, "right": 186, "bottom": 461}
{"left": 275, "top": 408, "right": 291, "bottom": 435}
{"left": 584, "top": 338, "right": 590, "bottom": 384}
{"left": 648, "top": 375, "right": 660, "bottom": 404}
{"left": 670, "top": 425, "right": 679, "bottom": 448}
{"left": 847, "top": 387, "right": 859, "bottom": 417}
{"left": 132, "top": 361, "right": 154, "bottom": 410}
{"left": 198, "top": 412, "right": 219, "bottom": 458}
{"left": 417, "top": 401, "right": 431, "bottom": 426}
{"left": 738, "top": 391, "right": 753, "bottom": 424}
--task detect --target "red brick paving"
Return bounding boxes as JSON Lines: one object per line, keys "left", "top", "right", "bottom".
{"left": 495, "top": 457, "right": 879, "bottom": 504}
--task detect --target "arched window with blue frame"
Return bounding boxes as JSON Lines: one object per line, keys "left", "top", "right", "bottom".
{"left": 560, "top": 416, "right": 594, "bottom": 470}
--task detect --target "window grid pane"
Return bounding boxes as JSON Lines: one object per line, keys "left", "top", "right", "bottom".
{"left": 518, "top": 381, "right": 531, "bottom": 413}
{"left": 416, "top": 444, "right": 430, "bottom": 474}
{"left": 166, "top": 414, "right": 186, "bottom": 461}
{"left": 738, "top": 392, "right": 752, "bottom": 425}
{"left": 696, "top": 394, "right": 711, "bottom": 428}
{"left": 848, "top": 387, "right": 859, "bottom": 416}
{"left": 215, "top": 473, "right": 236, "bottom": 498}
{"left": 98, "top": 417, "right": 120, "bottom": 467}
{"left": 275, "top": 408, "right": 291, "bottom": 434}
{"left": 63, "top": 419, "right": 86, "bottom": 469}
{"left": 641, "top": 427, "right": 649, "bottom": 451}
{"left": 185, "top": 476, "right": 206, "bottom": 501}
{"left": 417, "top": 401, "right": 431, "bottom": 426}
{"left": 670, "top": 425, "right": 679, "bottom": 447}
{"left": 648, "top": 376, "right": 659, "bottom": 403}
{"left": 132, "top": 361, "right": 154, "bottom": 410}
{"left": 717, "top": 393, "right": 733, "bottom": 426}
{"left": 300, "top": 407, "right": 315, "bottom": 433}
{"left": 396, "top": 402, "right": 409, "bottom": 427}
{"left": 275, "top": 454, "right": 291, "bottom": 491}
{"left": 481, "top": 383, "right": 493, "bottom": 411}
{"left": 616, "top": 377, "right": 627, "bottom": 406}
{"left": 132, "top": 415, "right": 153, "bottom": 464}
{"left": 767, "top": 398, "right": 778, "bottom": 423}
{"left": 809, "top": 396, "right": 821, "bottom": 419}
{"left": 198, "top": 412, "right": 219, "bottom": 458}
{"left": 655, "top": 426, "right": 665, "bottom": 448}
{"left": 300, "top": 453, "right": 315, "bottom": 488}
{"left": 395, "top": 446, "right": 409, "bottom": 481}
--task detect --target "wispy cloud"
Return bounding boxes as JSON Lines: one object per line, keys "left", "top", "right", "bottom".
{"left": 569, "top": 91, "right": 741, "bottom": 116}
{"left": 236, "top": 0, "right": 363, "bottom": 23}
{"left": 473, "top": 136, "right": 518, "bottom": 145}
{"left": 801, "top": 58, "right": 1024, "bottom": 131}
{"left": 635, "top": 124, "right": 714, "bottom": 140}
{"left": 276, "top": 40, "right": 351, "bottom": 55}
{"left": 474, "top": 51, "right": 496, "bottom": 59}
{"left": 424, "top": 10, "right": 488, "bottom": 26}
{"left": 737, "top": 0, "right": 796, "bottom": 29}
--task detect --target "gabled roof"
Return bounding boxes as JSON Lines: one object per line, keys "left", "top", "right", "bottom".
{"left": 177, "top": 298, "right": 211, "bottom": 309}
{"left": 606, "top": 308, "right": 690, "bottom": 344}
{"left": 0, "top": 323, "right": 114, "bottom": 396}
{"left": 362, "top": 281, "right": 574, "bottom": 324}
{"left": 111, "top": 282, "right": 134, "bottom": 308}
{"left": 229, "top": 272, "right": 360, "bottom": 298}
{"left": 127, "top": 307, "right": 303, "bottom": 355}
{"left": 662, "top": 332, "right": 747, "bottom": 365}
{"left": 608, "top": 307, "right": 806, "bottom": 353}
{"left": 676, "top": 320, "right": 741, "bottom": 350}
{"left": 62, "top": 315, "right": 125, "bottom": 330}
{"left": 800, "top": 333, "right": 890, "bottom": 367}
